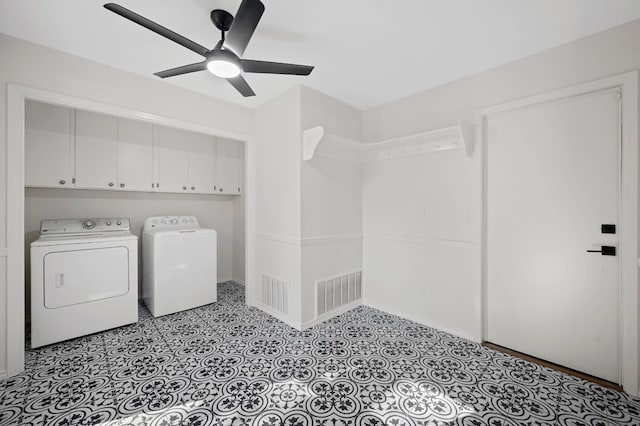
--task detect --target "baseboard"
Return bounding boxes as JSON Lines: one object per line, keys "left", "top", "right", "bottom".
{"left": 231, "top": 277, "right": 245, "bottom": 286}
{"left": 253, "top": 301, "right": 301, "bottom": 330}
{"left": 217, "top": 276, "right": 233, "bottom": 284}
{"left": 363, "top": 299, "right": 477, "bottom": 342}
{"left": 302, "top": 299, "right": 362, "bottom": 330}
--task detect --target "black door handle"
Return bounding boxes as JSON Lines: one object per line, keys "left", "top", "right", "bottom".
{"left": 586, "top": 246, "right": 616, "bottom": 256}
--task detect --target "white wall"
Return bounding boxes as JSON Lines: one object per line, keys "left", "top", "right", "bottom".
{"left": 0, "top": 33, "right": 252, "bottom": 375}
{"left": 362, "top": 150, "right": 479, "bottom": 339}
{"left": 361, "top": 19, "right": 640, "bottom": 340}
{"left": 252, "top": 87, "right": 303, "bottom": 325}
{"left": 300, "top": 87, "right": 363, "bottom": 325}
{"left": 232, "top": 145, "right": 246, "bottom": 284}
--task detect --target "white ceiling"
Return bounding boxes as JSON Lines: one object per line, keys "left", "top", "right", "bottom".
{"left": 1, "top": 0, "right": 639, "bottom": 110}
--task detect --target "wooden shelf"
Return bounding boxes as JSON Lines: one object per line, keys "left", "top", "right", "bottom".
{"left": 302, "top": 123, "right": 473, "bottom": 162}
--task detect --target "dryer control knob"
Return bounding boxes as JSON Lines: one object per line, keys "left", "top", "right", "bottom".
{"left": 106, "top": 221, "right": 112, "bottom": 226}
{"left": 82, "top": 220, "right": 96, "bottom": 229}
{"left": 116, "top": 221, "right": 122, "bottom": 226}
{"left": 170, "top": 218, "right": 178, "bottom": 225}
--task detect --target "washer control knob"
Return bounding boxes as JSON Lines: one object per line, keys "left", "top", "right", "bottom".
{"left": 183, "top": 219, "right": 188, "bottom": 223}
{"left": 82, "top": 220, "right": 96, "bottom": 229}
{"left": 190, "top": 218, "right": 195, "bottom": 223}
{"left": 170, "top": 218, "right": 178, "bottom": 225}
{"left": 106, "top": 221, "right": 112, "bottom": 226}
{"left": 116, "top": 221, "right": 122, "bottom": 226}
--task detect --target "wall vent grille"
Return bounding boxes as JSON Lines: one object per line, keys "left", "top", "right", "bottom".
{"left": 316, "top": 270, "right": 362, "bottom": 316}
{"left": 261, "top": 273, "right": 288, "bottom": 315}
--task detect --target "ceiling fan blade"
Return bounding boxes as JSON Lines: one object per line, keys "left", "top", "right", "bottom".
{"left": 241, "top": 59, "right": 314, "bottom": 75}
{"left": 104, "top": 3, "right": 209, "bottom": 57}
{"left": 223, "top": 0, "right": 265, "bottom": 57}
{"left": 227, "top": 75, "right": 256, "bottom": 97}
{"left": 154, "top": 62, "right": 207, "bottom": 78}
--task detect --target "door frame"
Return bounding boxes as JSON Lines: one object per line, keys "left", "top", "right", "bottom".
{"left": 5, "top": 83, "right": 253, "bottom": 377}
{"left": 475, "top": 71, "right": 639, "bottom": 395}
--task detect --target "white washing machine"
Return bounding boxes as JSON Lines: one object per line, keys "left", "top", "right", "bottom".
{"left": 142, "top": 216, "right": 217, "bottom": 317}
{"left": 30, "top": 218, "right": 138, "bottom": 348}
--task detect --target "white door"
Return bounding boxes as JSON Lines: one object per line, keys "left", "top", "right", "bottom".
{"left": 188, "top": 131, "right": 215, "bottom": 194}
{"left": 486, "top": 89, "right": 620, "bottom": 383}
{"left": 215, "top": 137, "right": 240, "bottom": 194}
{"left": 118, "top": 118, "right": 153, "bottom": 192}
{"left": 75, "top": 110, "right": 118, "bottom": 189}
{"left": 24, "top": 101, "right": 75, "bottom": 188}
{"left": 156, "top": 125, "right": 190, "bottom": 193}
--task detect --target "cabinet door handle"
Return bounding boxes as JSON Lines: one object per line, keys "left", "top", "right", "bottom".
{"left": 108, "top": 182, "right": 114, "bottom": 187}
{"left": 191, "top": 186, "right": 195, "bottom": 190}
{"left": 120, "top": 183, "right": 125, "bottom": 188}
{"left": 219, "top": 188, "right": 223, "bottom": 192}
{"left": 214, "top": 185, "right": 217, "bottom": 190}
{"left": 59, "top": 179, "right": 66, "bottom": 185}
{"left": 183, "top": 186, "right": 187, "bottom": 190}
{"left": 238, "top": 187, "right": 240, "bottom": 192}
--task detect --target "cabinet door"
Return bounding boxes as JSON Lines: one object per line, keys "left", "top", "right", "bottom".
{"left": 25, "top": 101, "right": 74, "bottom": 188}
{"left": 188, "top": 132, "right": 215, "bottom": 194}
{"left": 156, "top": 125, "right": 190, "bottom": 193}
{"left": 118, "top": 118, "right": 153, "bottom": 191}
{"left": 215, "top": 138, "right": 241, "bottom": 195}
{"left": 75, "top": 110, "right": 118, "bottom": 189}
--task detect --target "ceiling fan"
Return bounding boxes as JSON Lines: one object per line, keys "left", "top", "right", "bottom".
{"left": 104, "top": 0, "right": 314, "bottom": 97}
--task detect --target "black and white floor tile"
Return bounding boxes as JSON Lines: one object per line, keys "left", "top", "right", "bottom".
{"left": 2, "top": 281, "right": 640, "bottom": 425}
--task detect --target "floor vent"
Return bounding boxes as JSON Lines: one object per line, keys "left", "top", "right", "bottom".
{"left": 261, "top": 273, "right": 288, "bottom": 315}
{"left": 317, "top": 270, "right": 362, "bottom": 316}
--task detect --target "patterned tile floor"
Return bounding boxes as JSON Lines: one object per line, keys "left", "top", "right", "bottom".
{"left": 1, "top": 282, "right": 640, "bottom": 425}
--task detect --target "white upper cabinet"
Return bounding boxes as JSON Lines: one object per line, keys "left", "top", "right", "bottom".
{"left": 25, "top": 101, "right": 75, "bottom": 188}
{"left": 215, "top": 138, "right": 242, "bottom": 195}
{"left": 25, "top": 102, "right": 243, "bottom": 196}
{"left": 188, "top": 131, "right": 215, "bottom": 194}
{"left": 75, "top": 110, "right": 118, "bottom": 190}
{"left": 155, "top": 125, "right": 190, "bottom": 193}
{"left": 118, "top": 118, "right": 153, "bottom": 192}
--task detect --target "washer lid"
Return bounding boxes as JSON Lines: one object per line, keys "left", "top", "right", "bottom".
{"left": 151, "top": 228, "right": 217, "bottom": 238}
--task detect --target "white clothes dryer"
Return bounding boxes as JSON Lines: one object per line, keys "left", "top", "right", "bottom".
{"left": 142, "top": 216, "right": 217, "bottom": 317}
{"left": 30, "top": 218, "right": 138, "bottom": 348}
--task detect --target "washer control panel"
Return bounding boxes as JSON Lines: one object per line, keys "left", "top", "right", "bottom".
{"left": 144, "top": 216, "right": 199, "bottom": 231}
{"left": 40, "top": 218, "right": 131, "bottom": 235}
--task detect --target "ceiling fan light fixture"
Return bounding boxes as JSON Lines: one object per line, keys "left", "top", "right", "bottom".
{"left": 207, "top": 58, "right": 241, "bottom": 78}
{"left": 206, "top": 49, "right": 242, "bottom": 78}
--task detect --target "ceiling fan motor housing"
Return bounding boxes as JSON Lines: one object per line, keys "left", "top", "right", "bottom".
{"left": 210, "top": 9, "right": 233, "bottom": 32}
